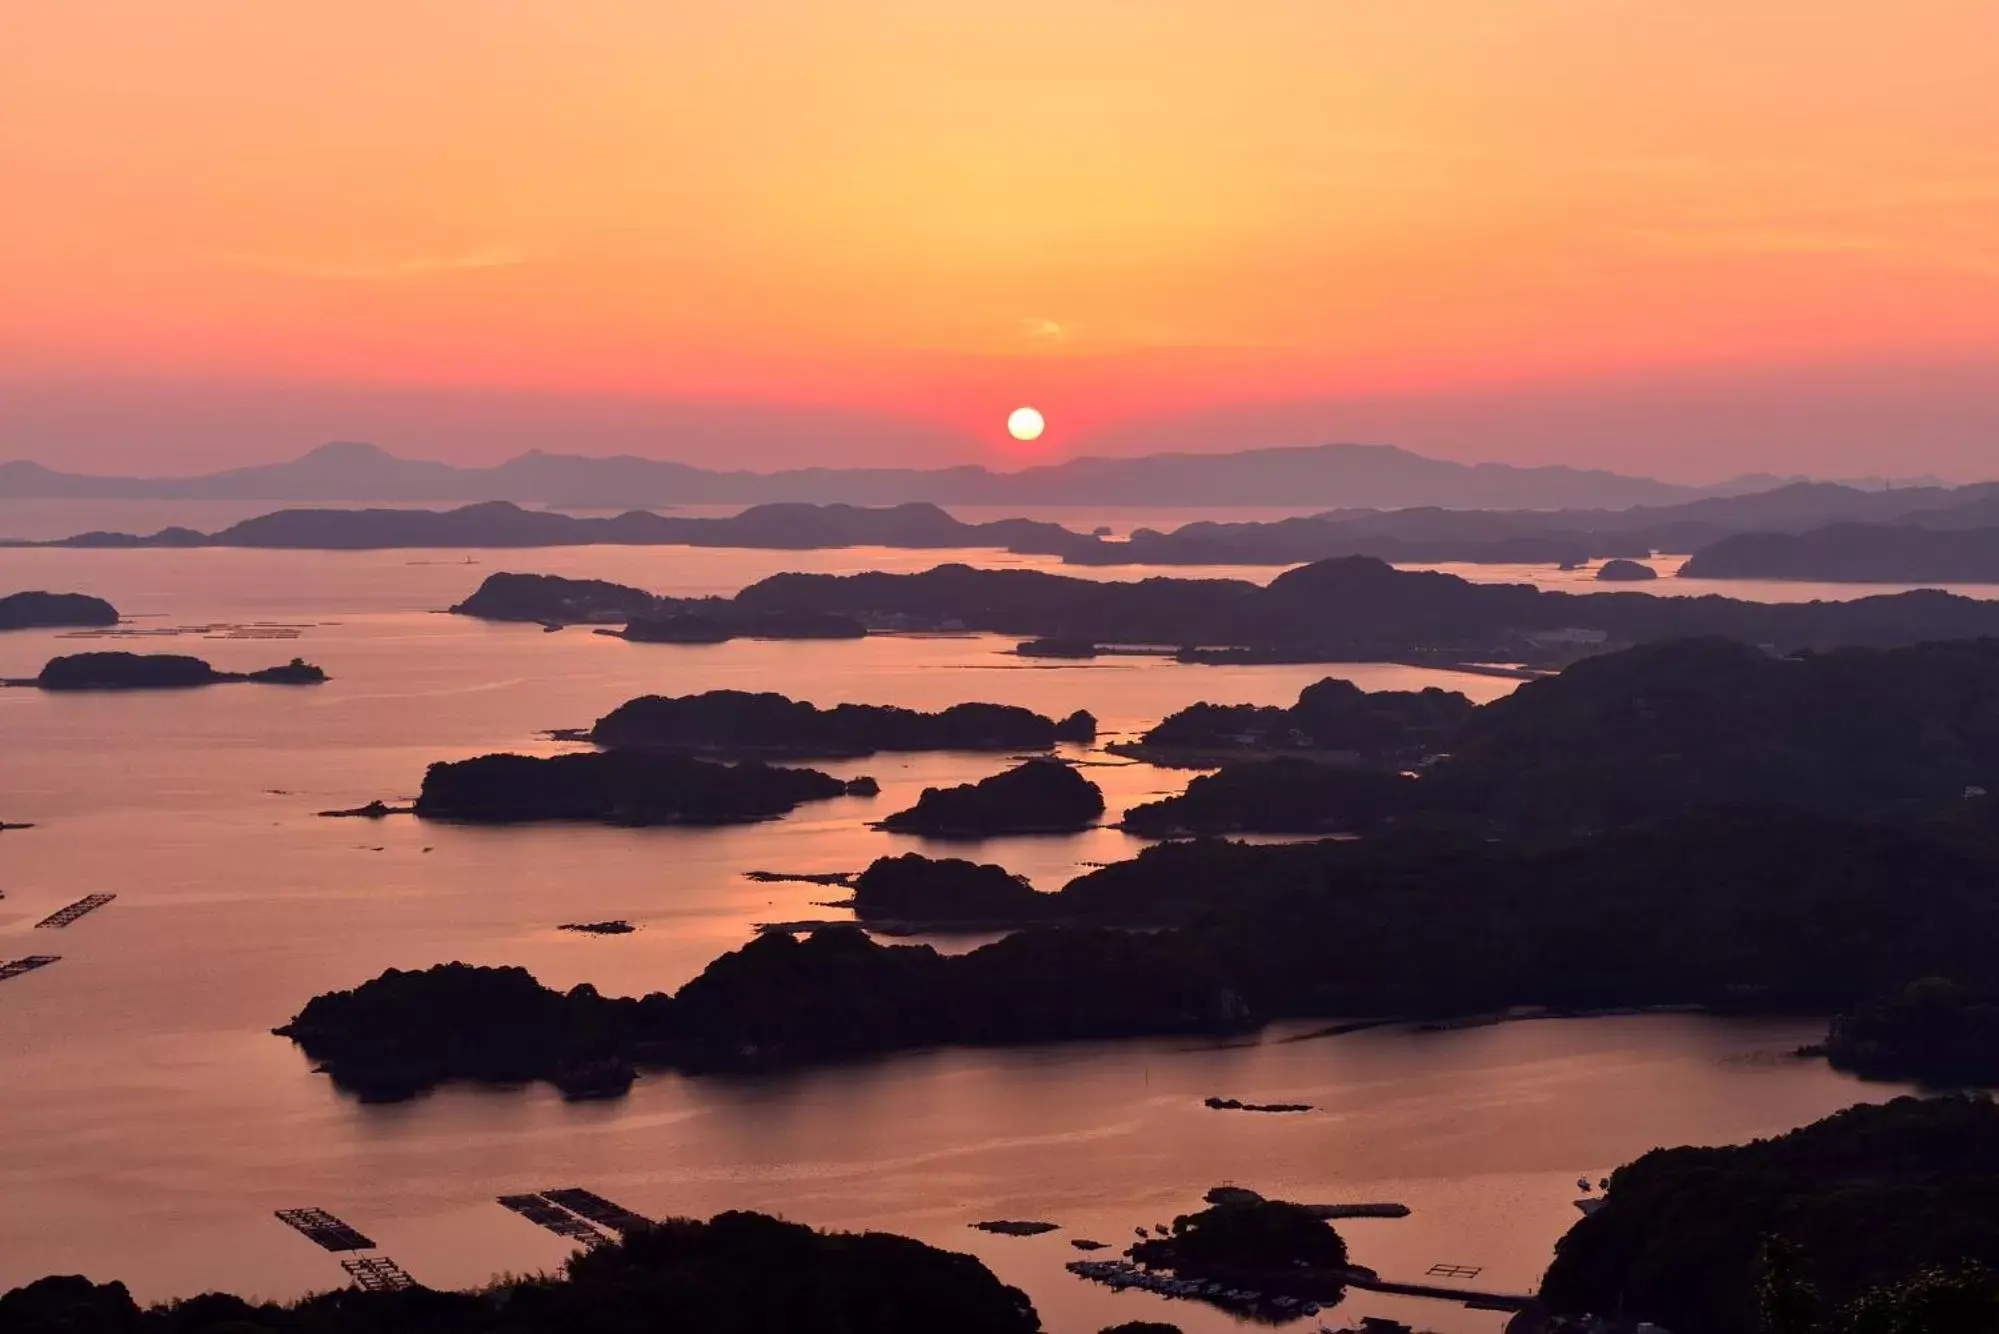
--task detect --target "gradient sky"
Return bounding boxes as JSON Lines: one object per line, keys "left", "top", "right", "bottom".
{"left": 3, "top": 1, "right": 1997, "bottom": 479}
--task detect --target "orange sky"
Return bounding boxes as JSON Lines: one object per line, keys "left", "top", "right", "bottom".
{"left": 3, "top": 0, "right": 1997, "bottom": 476}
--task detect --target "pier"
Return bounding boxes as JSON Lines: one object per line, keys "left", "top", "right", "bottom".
{"left": 340, "top": 1257, "right": 418, "bottom": 1293}
{"left": 0, "top": 955, "right": 61, "bottom": 983}
{"left": 35, "top": 894, "right": 116, "bottom": 929}
{"left": 1341, "top": 1267, "right": 1534, "bottom": 1312}
{"left": 274, "top": 1207, "right": 377, "bottom": 1252}
{"left": 498, "top": 1193, "right": 612, "bottom": 1247}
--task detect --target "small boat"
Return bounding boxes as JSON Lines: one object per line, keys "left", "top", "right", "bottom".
{"left": 1577, "top": 1176, "right": 1592, "bottom": 1191}
{"left": 1135, "top": 1226, "right": 1148, "bottom": 1237}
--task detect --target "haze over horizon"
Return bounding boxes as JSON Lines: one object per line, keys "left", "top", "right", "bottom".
{"left": 6, "top": 1, "right": 1997, "bottom": 480}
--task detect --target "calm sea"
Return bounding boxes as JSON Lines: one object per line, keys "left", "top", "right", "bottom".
{"left": 0, "top": 532, "right": 1921, "bottom": 1334}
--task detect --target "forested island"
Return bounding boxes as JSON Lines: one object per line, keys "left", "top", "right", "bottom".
{"left": 412, "top": 751, "right": 867, "bottom": 826}
{"left": 1123, "top": 637, "right": 1999, "bottom": 835}
{"left": 0, "top": 1210, "right": 1040, "bottom": 1334}
{"left": 1111, "top": 676, "right": 1471, "bottom": 767}
{"left": 1538, "top": 1095, "right": 1999, "bottom": 1334}
{"left": 1814, "top": 978, "right": 1999, "bottom": 1086}
{"left": 16, "top": 652, "right": 325, "bottom": 690}
{"left": 589, "top": 690, "right": 1094, "bottom": 758}
{"left": 0, "top": 590, "right": 119, "bottom": 630}
{"left": 1683, "top": 521, "right": 1999, "bottom": 582}
{"left": 878, "top": 759, "right": 1105, "bottom": 837}
{"left": 279, "top": 798, "right": 1999, "bottom": 1093}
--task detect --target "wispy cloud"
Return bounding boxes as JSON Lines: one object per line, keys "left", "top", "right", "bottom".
{"left": 1018, "top": 317, "right": 1066, "bottom": 343}
{"left": 218, "top": 244, "right": 528, "bottom": 281}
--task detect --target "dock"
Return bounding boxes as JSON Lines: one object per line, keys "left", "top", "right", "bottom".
{"left": 541, "top": 1187, "right": 655, "bottom": 1235}
{"left": 340, "top": 1256, "right": 418, "bottom": 1293}
{"left": 275, "top": 1207, "right": 377, "bottom": 1252}
{"left": 0, "top": 955, "right": 61, "bottom": 983}
{"left": 1341, "top": 1267, "right": 1534, "bottom": 1311}
{"left": 35, "top": 894, "right": 115, "bottom": 929}
{"left": 498, "top": 1193, "right": 612, "bottom": 1247}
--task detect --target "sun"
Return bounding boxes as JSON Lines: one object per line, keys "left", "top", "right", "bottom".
{"left": 1007, "top": 406, "right": 1045, "bottom": 442}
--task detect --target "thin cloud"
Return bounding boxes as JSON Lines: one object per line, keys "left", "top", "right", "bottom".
{"left": 217, "top": 244, "right": 529, "bottom": 281}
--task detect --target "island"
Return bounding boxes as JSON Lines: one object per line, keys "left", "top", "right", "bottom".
{"left": 849, "top": 853, "right": 1052, "bottom": 925}
{"left": 0, "top": 1210, "right": 1040, "bottom": 1334}
{"left": 1121, "top": 760, "right": 1421, "bottom": 838}
{"left": 1811, "top": 977, "right": 1999, "bottom": 1085}
{"left": 450, "top": 571, "right": 662, "bottom": 623}
{"left": 1682, "top": 520, "right": 1999, "bottom": 582}
{"left": 560, "top": 920, "right": 636, "bottom": 935}
{"left": 412, "top": 751, "right": 865, "bottom": 826}
{"left": 971, "top": 1220, "right": 1060, "bottom": 1237}
{"left": 878, "top": 759, "right": 1105, "bottom": 837}
{"left": 1537, "top": 1095, "right": 1999, "bottom": 1334}
{"left": 1111, "top": 677, "right": 1473, "bottom": 767}
{"left": 22, "top": 652, "right": 326, "bottom": 690}
{"left": 1125, "top": 1198, "right": 1349, "bottom": 1312}
{"left": 617, "top": 610, "right": 867, "bottom": 643}
{"left": 0, "top": 590, "right": 119, "bottom": 631}
{"left": 590, "top": 690, "right": 1096, "bottom": 758}
{"left": 1593, "top": 558, "right": 1658, "bottom": 581}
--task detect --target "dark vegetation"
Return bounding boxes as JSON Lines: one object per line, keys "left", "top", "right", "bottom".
{"left": 1684, "top": 521, "right": 1999, "bottom": 582}
{"left": 0, "top": 590, "right": 118, "bottom": 630}
{"left": 590, "top": 689, "right": 1094, "bottom": 757}
{"left": 1118, "top": 677, "right": 1471, "bottom": 764}
{"left": 1594, "top": 558, "right": 1657, "bottom": 581}
{"left": 27, "top": 652, "right": 325, "bottom": 690}
{"left": 1818, "top": 978, "right": 1999, "bottom": 1086}
{"left": 1125, "top": 637, "right": 1999, "bottom": 836}
{"left": 730, "top": 556, "right": 1999, "bottom": 663}
{"left": 412, "top": 752, "right": 862, "bottom": 826}
{"left": 849, "top": 853, "right": 1049, "bottom": 923}
{"left": 1130, "top": 1199, "right": 1348, "bottom": 1300}
{"left": 0, "top": 1210, "right": 1039, "bottom": 1334}
{"left": 1538, "top": 1096, "right": 1999, "bottom": 1334}
{"left": 280, "top": 801, "right": 1999, "bottom": 1091}
{"left": 618, "top": 610, "right": 865, "bottom": 642}
{"left": 878, "top": 759, "right": 1105, "bottom": 836}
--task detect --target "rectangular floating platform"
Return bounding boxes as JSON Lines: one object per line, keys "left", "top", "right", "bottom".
{"left": 0, "top": 955, "right": 61, "bottom": 983}
{"left": 541, "top": 1187, "right": 654, "bottom": 1235}
{"left": 341, "top": 1256, "right": 418, "bottom": 1293}
{"left": 497, "top": 1194, "right": 611, "bottom": 1247}
{"left": 275, "top": 1207, "right": 377, "bottom": 1252}
{"left": 35, "top": 894, "right": 116, "bottom": 929}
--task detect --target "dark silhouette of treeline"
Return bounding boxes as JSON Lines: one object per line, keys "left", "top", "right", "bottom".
{"left": 590, "top": 690, "right": 1094, "bottom": 757}
{"left": 0, "top": 1211, "right": 1039, "bottom": 1334}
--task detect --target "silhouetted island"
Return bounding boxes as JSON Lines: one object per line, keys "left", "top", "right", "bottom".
{"left": 849, "top": 853, "right": 1051, "bottom": 924}
{"left": 1538, "top": 1095, "right": 1999, "bottom": 1334}
{"left": 23, "top": 652, "right": 325, "bottom": 690}
{"left": 413, "top": 751, "right": 866, "bottom": 826}
{"left": 1116, "top": 677, "right": 1473, "bottom": 767}
{"left": 590, "top": 690, "right": 1094, "bottom": 758}
{"left": 0, "top": 1211, "right": 1040, "bottom": 1334}
{"left": 1813, "top": 977, "right": 1999, "bottom": 1086}
{"left": 1683, "top": 520, "right": 1999, "bottom": 582}
{"left": 1593, "top": 557, "right": 1657, "bottom": 581}
{"left": 0, "top": 590, "right": 118, "bottom": 631}
{"left": 451, "top": 571, "right": 662, "bottom": 623}
{"left": 618, "top": 610, "right": 866, "bottom": 643}
{"left": 1124, "top": 636, "right": 1999, "bottom": 836}
{"left": 1127, "top": 1199, "right": 1349, "bottom": 1310}
{"left": 879, "top": 759, "right": 1105, "bottom": 837}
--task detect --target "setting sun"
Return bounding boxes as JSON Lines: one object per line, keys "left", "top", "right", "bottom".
{"left": 1007, "top": 407, "right": 1046, "bottom": 442}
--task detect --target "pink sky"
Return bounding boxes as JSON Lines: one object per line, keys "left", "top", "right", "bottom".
{"left": 3, "top": 1, "right": 1997, "bottom": 480}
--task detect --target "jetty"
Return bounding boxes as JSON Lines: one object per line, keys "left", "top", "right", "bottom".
{"left": 1341, "top": 1266, "right": 1534, "bottom": 1312}
{"left": 0, "top": 955, "right": 60, "bottom": 983}
{"left": 274, "top": 1207, "right": 376, "bottom": 1252}
{"left": 340, "top": 1256, "right": 418, "bottom": 1292}
{"left": 35, "top": 893, "right": 115, "bottom": 928}
{"left": 498, "top": 1193, "right": 613, "bottom": 1247}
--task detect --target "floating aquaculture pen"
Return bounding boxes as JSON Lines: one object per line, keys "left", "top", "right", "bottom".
{"left": 540, "top": 1187, "right": 654, "bottom": 1235}
{"left": 340, "top": 1257, "right": 418, "bottom": 1292}
{"left": 0, "top": 955, "right": 60, "bottom": 982}
{"left": 35, "top": 894, "right": 116, "bottom": 929}
{"left": 274, "top": 1207, "right": 377, "bottom": 1252}
{"left": 497, "top": 1193, "right": 611, "bottom": 1247}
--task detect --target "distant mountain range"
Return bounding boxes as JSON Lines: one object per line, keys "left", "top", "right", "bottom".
{"left": 0, "top": 439, "right": 1898, "bottom": 510}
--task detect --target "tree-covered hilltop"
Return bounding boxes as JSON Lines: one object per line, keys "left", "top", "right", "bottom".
{"left": 849, "top": 853, "right": 1051, "bottom": 924}
{"left": 1130, "top": 1199, "right": 1349, "bottom": 1280}
{"left": 0, "top": 1210, "right": 1040, "bottom": 1334}
{"left": 878, "top": 759, "right": 1105, "bottom": 837}
{"left": 1816, "top": 978, "right": 1999, "bottom": 1086}
{"left": 1124, "top": 637, "right": 1999, "bottom": 835}
{"left": 29, "top": 652, "right": 325, "bottom": 690}
{"left": 412, "top": 751, "right": 861, "bottom": 825}
{"left": 280, "top": 807, "right": 1999, "bottom": 1094}
{"left": 1120, "top": 677, "right": 1473, "bottom": 765}
{"left": 0, "top": 590, "right": 118, "bottom": 631}
{"left": 1537, "top": 1096, "right": 1999, "bottom": 1334}
{"left": 590, "top": 689, "right": 1094, "bottom": 758}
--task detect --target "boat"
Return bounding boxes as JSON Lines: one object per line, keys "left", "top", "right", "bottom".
{"left": 1577, "top": 1176, "right": 1592, "bottom": 1191}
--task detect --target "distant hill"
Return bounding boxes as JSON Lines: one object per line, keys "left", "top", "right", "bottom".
{"left": 0, "top": 439, "right": 1761, "bottom": 510}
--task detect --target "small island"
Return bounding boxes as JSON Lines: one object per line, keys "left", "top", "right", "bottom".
{"left": 1204, "top": 1097, "right": 1312, "bottom": 1113}
{"left": 618, "top": 610, "right": 867, "bottom": 643}
{"left": 590, "top": 689, "right": 1095, "bottom": 758}
{"left": 878, "top": 759, "right": 1105, "bottom": 837}
{"left": 1593, "top": 557, "right": 1658, "bottom": 581}
{"left": 0, "top": 590, "right": 119, "bottom": 631}
{"left": 849, "top": 853, "right": 1053, "bottom": 926}
{"left": 1111, "top": 677, "right": 1473, "bottom": 768}
{"left": 560, "top": 920, "right": 636, "bottom": 935}
{"left": 1126, "top": 1198, "right": 1350, "bottom": 1311}
{"left": 1812, "top": 977, "right": 1999, "bottom": 1085}
{"left": 21, "top": 652, "right": 325, "bottom": 691}
{"left": 413, "top": 751, "right": 865, "bottom": 826}
{"left": 971, "top": 1220, "right": 1060, "bottom": 1237}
